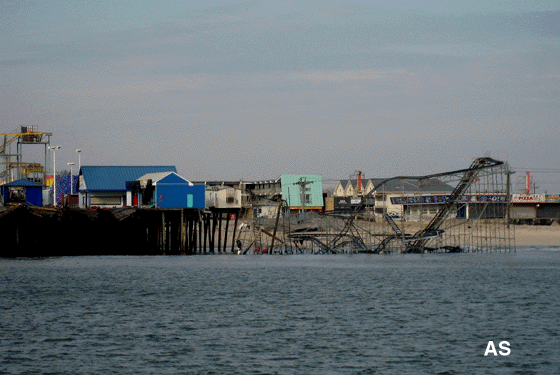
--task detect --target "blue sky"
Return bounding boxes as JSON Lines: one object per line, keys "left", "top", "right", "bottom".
{"left": 1, "top": 1, "right": 559, "bottom": 191}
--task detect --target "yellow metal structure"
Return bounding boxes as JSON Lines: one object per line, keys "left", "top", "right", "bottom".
{"left": 1, "top": 127, "right": 52, "bottom": 185}
{"left": 0, "top": 131, "right": 52, "bottom": 153}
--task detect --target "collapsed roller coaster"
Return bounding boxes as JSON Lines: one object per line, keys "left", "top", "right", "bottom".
{"left": 286, "top": 157, "right": 514, "bottom": 254}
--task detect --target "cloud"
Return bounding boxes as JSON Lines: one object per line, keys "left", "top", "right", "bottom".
{"left": 289, "top": 69, "right": 415, "bottom": 82}
{"left": 0, "top": 59, "right": 30, "bottom": 67}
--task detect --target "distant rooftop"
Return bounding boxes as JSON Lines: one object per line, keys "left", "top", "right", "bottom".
{"left": 79, "top": 166, "right": 177, "bottom": 191}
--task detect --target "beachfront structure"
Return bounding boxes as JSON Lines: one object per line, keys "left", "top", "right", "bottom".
{"left": 191, "top": 180, "right": 251, "bottom": 207}
{"left": 0, "top": 178, "right": 43, "bottom": 206}
{"left": 130, "top": 171, "right": 205, "bottom": 209}
{"left": 280, "top": 174, "right": 324, "bottom": 211}
{"left": 206, "top": 186, "right": 242, "bottom": 209}
{"left": 334, "top": 179, "right": 375, "bottom": 197}
{"left": 509, "top": 194, "right": 560, "bottom": 224}
{"left": 78, "top": 166, "right": 177, "bottom": 208}
{"left": 243, "top": 175, "right": 324, "bottom": 211}
{"left": 334, "top": 177, "right": 456, "bottom": 220}
{"left": 194, "top": 176, "right": 324, "bottom": 212}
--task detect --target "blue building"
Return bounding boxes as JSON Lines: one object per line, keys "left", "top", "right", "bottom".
{"left": 134, "top": 172, "right": 205, "bottom": 209}
{"left": 78, "top": 166, "right": 177, "bottom": 208}
{"left": 0, "top": 179, "right": 43, "bottom": 206}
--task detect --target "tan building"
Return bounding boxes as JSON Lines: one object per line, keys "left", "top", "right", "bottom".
{"left": 205, "top": 186, "right": 242, "bottom": 209}
{"left": 334, "top": 177, "right": 455, "bottom": 220}
{"left": 334, "top": 179, "right": 375, "bottom": 197}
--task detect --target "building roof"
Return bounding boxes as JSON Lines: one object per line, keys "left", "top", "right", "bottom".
{"left": 80, "top": 166, "right": 177, "bottom": 191}
{"left": 369, "top": 178, "right": 454, "bottom": 193}
{"left": 1, "top": 178, "right": 43, "bottom": 187}
{"left": 137, "top": 171, "right": 193, "bottom": 186}
{"left": 138, "top": 172, "right": 175, "bottom": 183}
{"left": 339, "top": 179, "right": 369, "bottom": 189}
{"left": 336, "top": 177, "right": 454, "bottom": 193}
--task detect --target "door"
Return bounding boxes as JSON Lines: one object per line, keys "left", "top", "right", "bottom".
{"left": 187, "top": 193, "right": 193, "bottom": 208}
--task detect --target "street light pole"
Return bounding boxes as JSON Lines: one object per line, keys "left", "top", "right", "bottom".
{"left": 67, "top": 162, "right": 75, "bottom": 195}
{"left": 76, "top": 149, "right": 82, "bottom": 171}
{"left": 48, "top": 146, "right": 61, "bottom": 206}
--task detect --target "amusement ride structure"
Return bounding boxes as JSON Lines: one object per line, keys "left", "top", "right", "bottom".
{"left": 244, "top": 157, "right": 514, "bottom": 254}
{"left": 0, "top": 126, "right": 52, "bottom": 185}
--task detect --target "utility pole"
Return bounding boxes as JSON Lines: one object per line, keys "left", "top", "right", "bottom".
{"left": 294, "top": 177, "right": 314, "bottom": 220}
{"left": 505, "top": 167, "right": 515, "bottom": 228}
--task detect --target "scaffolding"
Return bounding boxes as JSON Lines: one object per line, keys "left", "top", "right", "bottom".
{"left": 0, "top": 126, "right": 52, "bottom": 185}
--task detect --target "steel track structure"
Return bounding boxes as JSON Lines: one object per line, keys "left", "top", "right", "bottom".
{"left": 297, "top": 157, "right": 512, "bottom": 254}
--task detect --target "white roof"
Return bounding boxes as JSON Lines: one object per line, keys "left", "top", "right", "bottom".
{"left": 137, "top": 171, "right": 193, "bottom": 186}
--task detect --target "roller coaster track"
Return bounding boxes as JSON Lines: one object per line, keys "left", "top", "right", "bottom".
{"left": 328, "top": 157, "right": 504, "bottom": 253}
{"left": 371, "top": 214, "right": 406, "bottom": 253}
{"left": 406, "top": 157, "right": 503, "bottom": 252}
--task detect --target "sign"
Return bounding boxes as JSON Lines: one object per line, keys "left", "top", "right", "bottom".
{"left": 467, "top": 194, "right": 508, "bottom": 203}
{"left": 390, "top": 194, "right": 508, "bottom": 205}
{"left": 545, "top": 194, "right": 560, "bottom": 203}
{"left": 511, "top": 194, "right": 543, "bottom": 203}
{"left": 390, "top": 195, "right": 448, "bottom": 205}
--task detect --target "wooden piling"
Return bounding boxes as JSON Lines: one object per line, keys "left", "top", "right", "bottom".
{"left": 210, "top": 213, "right": 217, "bottom": 253}
{"left": 188, "top": 217, "right": 195, "bottom": 254}
{"left": 198, "top": 215, "right": 203, "bottom": 253}
{"left": 217, "top": 212, "right": 222, "bottom": 252}
{"left": 270, "top": 202, "right": 283, "bottom": 254}
{"left": 0, "top": 206, "right": 242, "bottom": 257}
{"left": 203, "top": 214, "right": 209, "bottom": 253}
{"left": 162, "top": 211, "right": 167, "bottom": 255}
{"left": 180, "top": 209, "right": 186, "bottom": 254}
{"left": 231, "top": 212, "right": 239, "bottom": 253}
{"left": 223, "top": 212, "right": 230, "bottom": 253}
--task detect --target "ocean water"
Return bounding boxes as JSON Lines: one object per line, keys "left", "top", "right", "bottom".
{"left": 1, "top": 247, "right": 559, "bottom": 374}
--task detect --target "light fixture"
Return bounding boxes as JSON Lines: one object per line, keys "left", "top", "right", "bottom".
{"left": 67, "top": 162, "right": 75, "bottom": 195}
{"left": 48, "top": 146, "right": 61, "bottom": 206}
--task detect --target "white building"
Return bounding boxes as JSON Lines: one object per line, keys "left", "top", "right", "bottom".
{"left": 206, "top": 186, "right": 242, "bottom": 209}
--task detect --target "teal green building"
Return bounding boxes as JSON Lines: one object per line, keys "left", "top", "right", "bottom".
{"left": 280, "top": 174, "right": 324, "bottom": 210}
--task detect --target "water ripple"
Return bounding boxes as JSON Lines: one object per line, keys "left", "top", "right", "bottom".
{"left": 1, "top": 250, "right": 559, "bottom": 374}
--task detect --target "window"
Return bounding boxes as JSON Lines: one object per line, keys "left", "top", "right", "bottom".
{"left": 91, "top": 196, "right": 121, "bottom": 205}
{"left": 7, "top": 187, "right": 26, "bottom": 203}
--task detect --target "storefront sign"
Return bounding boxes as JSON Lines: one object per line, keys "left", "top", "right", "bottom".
{"left": 390, "top": 194, "right": 507, "bottom": 205}
{"left": 511, "top": 194, "right": 543, "bottom": 203}
{"left": 545, "top": 195, "right": 560, "bottom": 203}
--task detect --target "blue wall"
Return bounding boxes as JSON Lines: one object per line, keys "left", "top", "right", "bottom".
{"left": 26, "top": 187, "right": 43, "bottom": 206}
{"left": 0, "top": 184, "right": 43, "bottom": 206}
{"left": 156, "top": 183, "right": 205, "bottom": 209}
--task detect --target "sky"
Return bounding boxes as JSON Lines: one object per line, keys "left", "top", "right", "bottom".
{"left": 1, "top": 0, "right": 559, "bottom": 192}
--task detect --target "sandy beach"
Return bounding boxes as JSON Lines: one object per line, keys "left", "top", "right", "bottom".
{"left": 512, "top": 224, "right": 560, "bottom": 246}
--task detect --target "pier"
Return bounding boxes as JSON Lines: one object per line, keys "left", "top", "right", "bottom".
{"left": 0, "top": 205, "right": 241, "bottom": 257}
